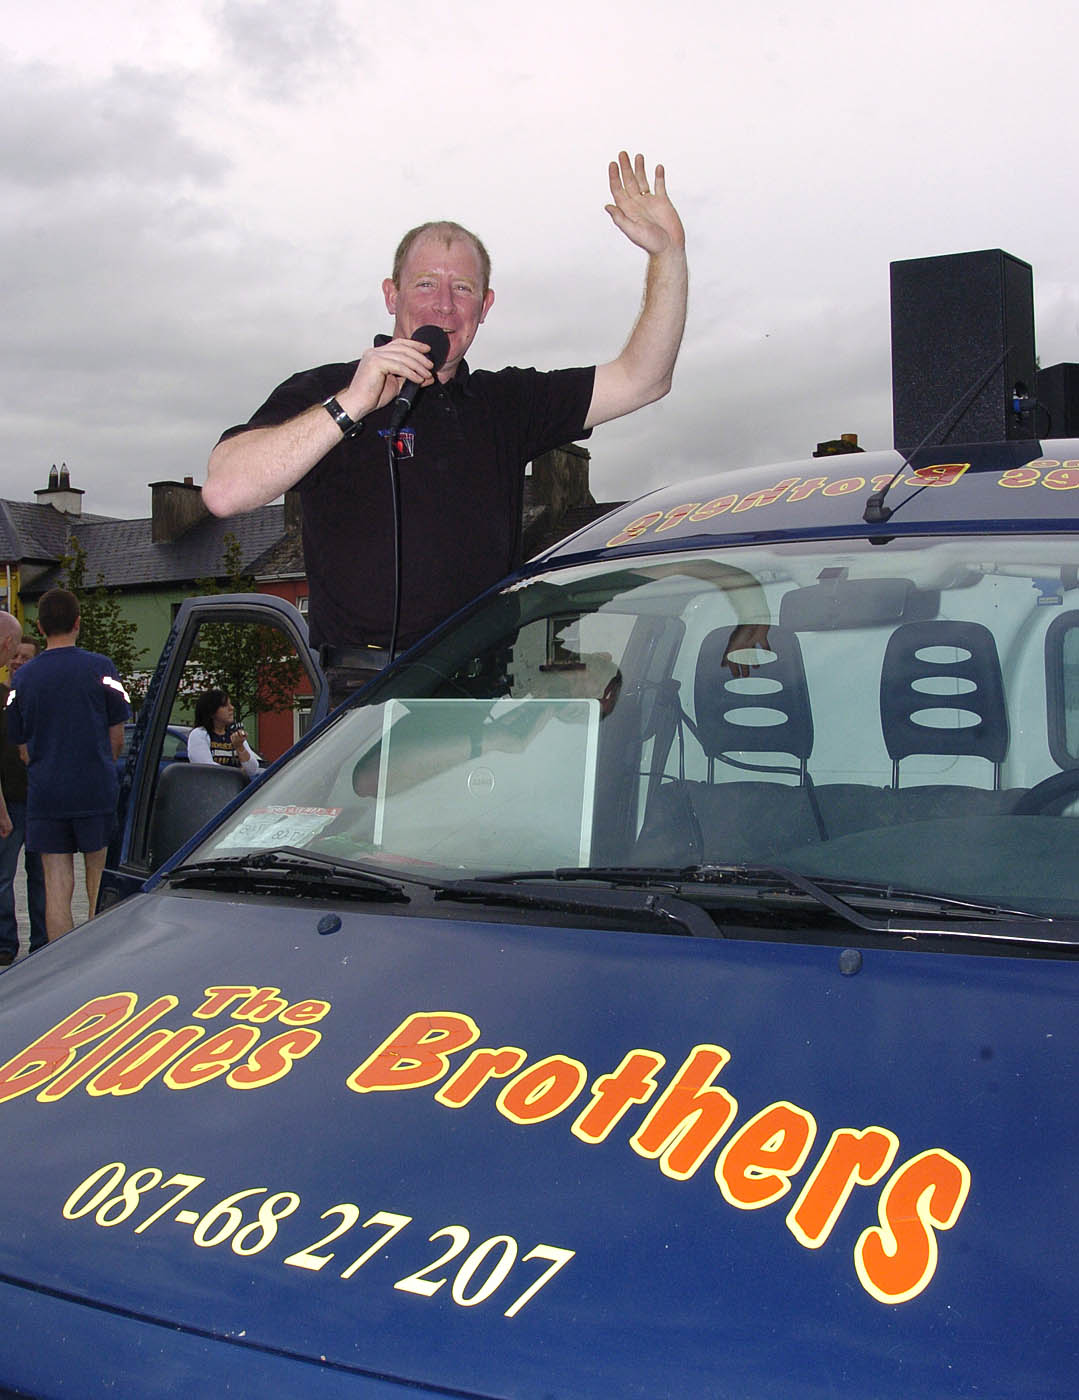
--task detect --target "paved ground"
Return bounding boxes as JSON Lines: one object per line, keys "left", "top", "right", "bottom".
{"left": 10, "top": 846, "right": 90, "bottom": 959}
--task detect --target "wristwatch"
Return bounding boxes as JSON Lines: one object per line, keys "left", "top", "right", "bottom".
{"left": 322, "top": 395, "right": 364, "bottom": 438}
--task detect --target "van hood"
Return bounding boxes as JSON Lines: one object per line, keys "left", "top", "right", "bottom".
{"left": 0, "top": 888, "right": 1075, "bottom": 1397}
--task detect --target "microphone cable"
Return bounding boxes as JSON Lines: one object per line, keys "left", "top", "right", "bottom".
{"left": 385, "top": 426, "right": 405, "bottom": 663}
{"left": 372, "top": 327, "right": 451, "bottom": 661}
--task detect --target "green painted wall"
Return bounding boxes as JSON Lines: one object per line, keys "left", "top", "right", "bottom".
{"left": 118, "top": 588, "right": 194, "bottom": 666}
{"left": 20, "top": 586, "right": 193, "bottom": 672}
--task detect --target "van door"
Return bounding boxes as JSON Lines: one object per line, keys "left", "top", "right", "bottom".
{"left": 99, "top": 593, "right": 327, "bottom": 911}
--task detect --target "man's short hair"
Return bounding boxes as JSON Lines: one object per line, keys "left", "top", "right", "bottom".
{"left": 20, "top": 635, "right": 39, "bottom": 651}
{"left": 392, "top": 221, "right": 491, "bottom": 294}
{"left": 37, "top": 588, "right": 80, "bottom": 637}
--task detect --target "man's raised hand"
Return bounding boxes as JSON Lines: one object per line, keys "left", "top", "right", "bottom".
{"left": 604, "top": 151, "right": 685, "bottom": 257}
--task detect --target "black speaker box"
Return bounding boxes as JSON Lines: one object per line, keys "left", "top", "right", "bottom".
{"left": 890, "top": 249, "right": 1036, "bottom": 452}
{"left": 1036, "top": 362, "right": 1079, "bottom": 438}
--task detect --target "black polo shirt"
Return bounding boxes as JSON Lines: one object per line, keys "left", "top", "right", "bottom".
{"left": 221, "top": 359, "right": 595, "bottom": 651}
{"left": 0, "top": 683, "right": 28, "bottom": 805}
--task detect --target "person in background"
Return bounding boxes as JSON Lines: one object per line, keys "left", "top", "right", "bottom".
{"left": 0, "top": 631, "right": 46, "bottom": 964}
{"left": 5, "top": 590, "right": 130, "bottom": 941}
{"left": 188, "top": 689, "right": 260, "bottom": 780}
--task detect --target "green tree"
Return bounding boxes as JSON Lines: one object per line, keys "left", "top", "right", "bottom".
{"left": 189, "top": 533, "right": 304, "bottom": 732}
{"left": 59, "top": 535, "right": 148, "bottom": 704}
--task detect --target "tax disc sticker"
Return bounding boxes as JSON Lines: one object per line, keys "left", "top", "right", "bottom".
{"left": 221, "top": 806, "right": 343, "bottom": 849}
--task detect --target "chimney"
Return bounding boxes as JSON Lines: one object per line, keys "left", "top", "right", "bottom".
{"left": 150, "top": 477, "right": 209, "bottom": 543}
{"left": 530, "top": 443, "right": 593, "bottom": 519}
{"left": 35, "top": 462, "right": 84, "bottom": 515}
{"left": 284, "top": 487, "right": 303, "bottom": 533}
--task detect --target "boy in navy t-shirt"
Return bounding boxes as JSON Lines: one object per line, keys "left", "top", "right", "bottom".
{"left": 5, "top": 589, "right": 130, "bottom": 940}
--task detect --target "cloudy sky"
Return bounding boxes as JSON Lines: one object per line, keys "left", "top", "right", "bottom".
{"left": 4, "top": 0, "right": 1079, "bottom": 520}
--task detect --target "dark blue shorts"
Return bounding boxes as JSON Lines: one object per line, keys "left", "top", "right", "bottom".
{"left": 27, "top": 813, "right": 112, "bottom": 855}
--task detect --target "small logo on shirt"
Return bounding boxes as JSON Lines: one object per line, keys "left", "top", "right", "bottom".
{"left": 378, "top": 428, "right": 415, "bottom": 459}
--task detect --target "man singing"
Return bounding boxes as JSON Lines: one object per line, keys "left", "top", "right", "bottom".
{"left": 205, "top": 153, "right": 687, "bottom": 704}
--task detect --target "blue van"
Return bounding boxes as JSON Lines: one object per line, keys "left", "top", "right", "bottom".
{"left": 0, "top": 439, "right": 1076, "bottom": 1396}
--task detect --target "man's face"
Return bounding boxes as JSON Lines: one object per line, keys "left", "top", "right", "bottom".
{"left": 10, "top": 642, "right": 37, "bottom": 677}
{"left": 0, "top": 632, "right": 17, "bottom": 671}
{"left": 383, "top": 234, "right": 495, "bottom": 379}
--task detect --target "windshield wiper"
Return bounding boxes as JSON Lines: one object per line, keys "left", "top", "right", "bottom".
{"left": 465, "top": 864, "right": 1077, "bottom": 946}
{"left": 433, "top": 876, "right": 721, "bottom": 939}
{"left": 164, "top": 847, "right": 409, "bottom": 903}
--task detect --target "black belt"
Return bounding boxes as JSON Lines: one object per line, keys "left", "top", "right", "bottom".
{"left": 318, "top": 644, "right": 393, "bottom": 671}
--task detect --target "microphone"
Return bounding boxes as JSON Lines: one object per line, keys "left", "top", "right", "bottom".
{"left": 387, "top": 324, "right": 450, "bottom": 432}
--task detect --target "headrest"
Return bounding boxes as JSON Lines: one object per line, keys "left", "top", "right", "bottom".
{"left": 880, "top": 620, "right": 1007, "bottom": 764}
{"left": 693, "top": 625, "right": 813, "bottom": 761}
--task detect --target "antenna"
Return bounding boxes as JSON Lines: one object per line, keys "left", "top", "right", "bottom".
{"left": 863, "top": 348, "right": 1011, "bottom": 525}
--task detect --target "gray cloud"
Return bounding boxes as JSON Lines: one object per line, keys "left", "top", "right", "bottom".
{"left": 0, "top": 202, "right": 322, "bottom": 516}
{"left": 214, "top": 0, "right": 366, "bottom": 100}
{"left": 0, "top": 58, "right": 227, "bottom": 190}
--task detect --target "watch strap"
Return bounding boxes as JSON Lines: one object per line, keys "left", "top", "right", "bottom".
{"left": 322, "top": 395, "right": 363, "bottom": 438}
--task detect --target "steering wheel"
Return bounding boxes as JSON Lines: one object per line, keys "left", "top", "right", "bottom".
{"left": 1012, "top": 768, "right": 1079, "bottom": 815}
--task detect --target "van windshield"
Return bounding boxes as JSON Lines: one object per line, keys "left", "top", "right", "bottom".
{"left": 190, "top": 534, "right": 1079, "bottom": 918}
